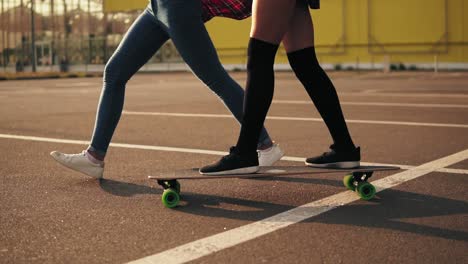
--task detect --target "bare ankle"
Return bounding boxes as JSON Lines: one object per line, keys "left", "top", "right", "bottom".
{"left": 86, "top": 150, "right": 105, "bottom": 162}
{"left": 258, "top": 141, "right": 274, "bottom": 150}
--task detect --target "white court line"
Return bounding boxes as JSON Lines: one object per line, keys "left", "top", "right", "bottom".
{"left": 273, "top": 100, "right": 468, "bottom": 109}
{"left": 339, "top": 92, "right": 468, "bottom": 99}
{"left": 123, "top": 111, "right": 468, "bottom": 129}
{"left": 2, "top": 85, "right": 465, "bottom": 99}
{"left": 0, "top": 89, "right": 93, "bottom": 95}
{"left": 436, "top": 167, "right": 468, "bottom": 174}
{"left": 282, "top": 156, "right": 414, "bottom": 170}
{"left": 283, "top": 158, "right": 466, "bottom": 174}
{"left": 1, "top": 133, "right": 467, "bottom": 175}
{"left": 128, "top": 149, "right": 468, "bottom": 264}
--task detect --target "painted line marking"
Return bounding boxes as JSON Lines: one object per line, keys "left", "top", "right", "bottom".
{"left": 338, "top": 92, "right": 468, "bottom": 99}
{"left": 128, "top": 149, "right": 468, "bottom": 264}
{"left": 273, "top": 100, "right": 468, "bottom": 109}
{"left": 281, "top": 156, "right": 414, "bottom": 170}
{"left": 1, "top": 133, "right": 467, "bottom": 175}
{"left": 435, "top": 167, "right": 468, "bottom": 174}
{"left": 123, "top": 111, "right": 468, "bottom": 129}
{"left": 0, "top": 89, "right": 93, "bottom": 95}
{"left": 3, "top": 87, "right": 465, "bottom": 109}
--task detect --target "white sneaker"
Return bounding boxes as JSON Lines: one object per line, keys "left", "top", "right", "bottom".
{"left": 258, "top": 143, "right": 284, "bottom": 166}
{"left": 50, "top": 150, "right": 104, "bottom": 179}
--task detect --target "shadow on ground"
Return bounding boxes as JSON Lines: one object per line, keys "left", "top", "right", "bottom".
{"left": 98, "top": 177, "right": 468, "bottom": 241}
{"left": 311, "top": 189, "right": 468, "bottom": 242}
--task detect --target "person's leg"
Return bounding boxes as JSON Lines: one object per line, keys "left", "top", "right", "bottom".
{"left": 200, "top": 0, "right": 296, "bottom": 174}
{"left": 88, "top": 9, "right": 170, "bottom": 158}
{"left": 50, "top": 9, "right": 170, "bottom": 178}
{"left": 283, "top": 2, "right": 359, "bottom": 168}
{"left": 155, "top": 0, "right": 274, "bottom": 149}
{"left": 234, "top": 0, "right": 296, "bottom": 155}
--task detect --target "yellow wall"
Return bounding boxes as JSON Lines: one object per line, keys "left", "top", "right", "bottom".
{"left": 103, "top": 0, "right": 148, "bottom": 12}
{"left": 205, "top": 0, "right": 468, "bottom": 65}
{"left": 105, "top": 0, "right": 468, "bottom": 65}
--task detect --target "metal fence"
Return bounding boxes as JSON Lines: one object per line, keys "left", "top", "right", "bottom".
{"left": 0, "top": 0, "right": 182, "bottom": 73}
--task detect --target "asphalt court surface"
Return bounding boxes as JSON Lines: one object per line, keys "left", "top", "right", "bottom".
{"left": 0, "top": 71, "right": 467, "bottom": 263}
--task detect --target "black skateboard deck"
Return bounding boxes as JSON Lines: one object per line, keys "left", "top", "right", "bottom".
{"left": 148, "top": 165, "right": 400, "bottom": 208}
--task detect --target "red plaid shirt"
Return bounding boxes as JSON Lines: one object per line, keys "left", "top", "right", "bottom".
{"left": 201, "top": 0, "right": 252, "bottom": 22}
{"left": 201, "top": 0, "right": 320, "bottom": 22}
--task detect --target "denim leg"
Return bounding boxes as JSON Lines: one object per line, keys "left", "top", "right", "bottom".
{"left": 154, "top": 0, "right": 272, "bottom": 147}
{"left": 89, "top": 9, "right": 170, "bottom": 156}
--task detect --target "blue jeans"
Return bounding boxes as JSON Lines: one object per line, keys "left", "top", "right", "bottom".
{"left": 89, "top": 0, "right": 271, "bottom": 156}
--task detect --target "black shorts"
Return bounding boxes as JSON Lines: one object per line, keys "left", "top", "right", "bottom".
{"left": 308, "top": 0, "right": 320, "bottom": 9}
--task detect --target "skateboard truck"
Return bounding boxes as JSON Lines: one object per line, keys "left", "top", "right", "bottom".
{"left": 343, "top": 171, "right": 376, "bottom": 200}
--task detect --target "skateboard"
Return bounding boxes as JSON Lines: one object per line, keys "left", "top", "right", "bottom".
{"left": 148, "top": 165, "right": 400, "bottom": 208}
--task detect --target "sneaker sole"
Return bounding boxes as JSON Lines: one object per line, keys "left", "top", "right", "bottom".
{"left": 199, "top": 166, "right": 259, "bottom": 176}
{"left": 304, "top": 161, "right": 360, "bottom": 169}
{"left": 50, "top": 153, "right": 103, "bottom": 179}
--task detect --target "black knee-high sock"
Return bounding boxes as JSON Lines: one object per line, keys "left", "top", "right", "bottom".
{"left": 287, "top": 47, "right": 355, "bottom": 151}
{"left": 236, "top": 38, "right": 279, "bottom": 154}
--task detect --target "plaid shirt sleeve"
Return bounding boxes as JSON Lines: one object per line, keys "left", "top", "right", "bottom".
{"left": 201, "top": 0, "right": 253, "bottom": 22}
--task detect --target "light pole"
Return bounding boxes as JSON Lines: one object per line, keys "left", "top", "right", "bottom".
{"left": 1, "top": 0, "right": 5, "bottom": 71}
{"left": 30, "top": 0, "right": 36, "bottom": 72}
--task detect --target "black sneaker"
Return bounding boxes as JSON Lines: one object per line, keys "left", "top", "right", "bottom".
{"left": 305, "top": 145, "right": 361, "bottom": 169}
{"left": 199, "top": 147, "right": 259, "bottom": 175}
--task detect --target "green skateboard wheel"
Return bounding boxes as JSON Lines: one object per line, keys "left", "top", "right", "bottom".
{"left": 161, "top": 188, "right": 180, "bottom": 208}
{"left": 343, "top": 174, "right": 355, "bottom": 190}
{"left": 356, "top": 182, "right": 376, "bottom": 200}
